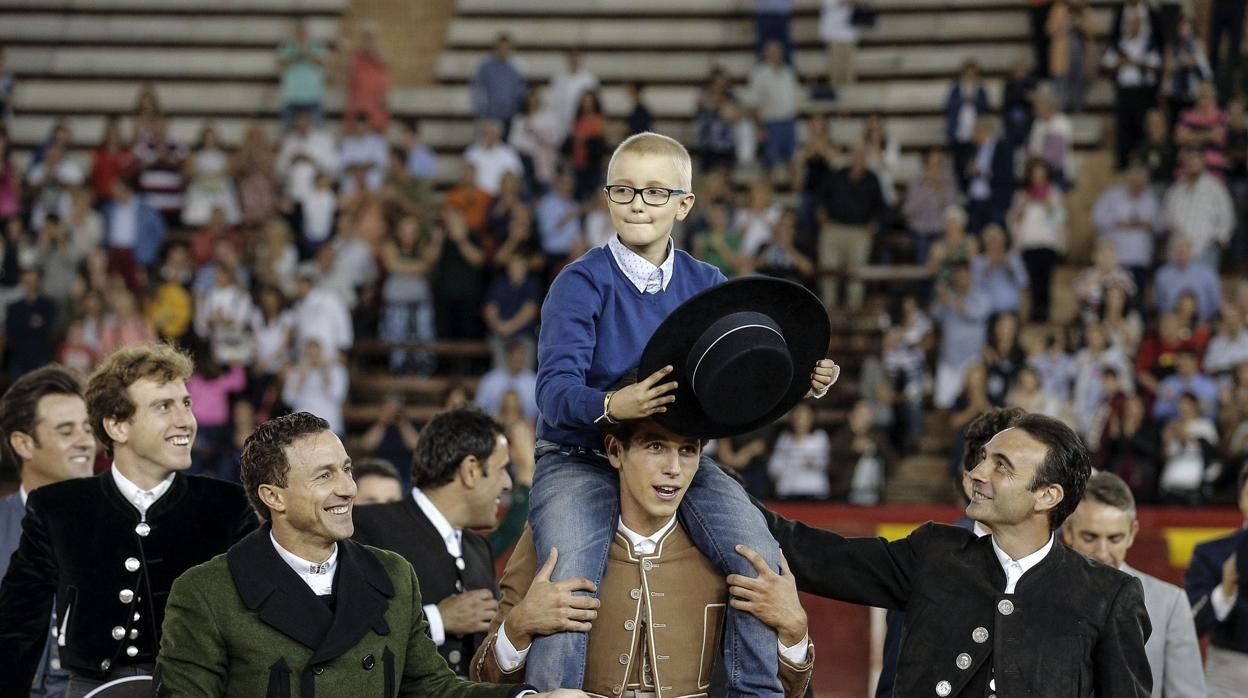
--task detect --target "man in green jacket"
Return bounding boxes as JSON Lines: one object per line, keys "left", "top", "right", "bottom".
{"left": 155, "top": 411, "right": 584, "bottom": 698}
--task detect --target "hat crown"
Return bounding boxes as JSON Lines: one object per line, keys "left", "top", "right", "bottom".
{"left": 688, "top": 311, "right": 793, "bottom": 427}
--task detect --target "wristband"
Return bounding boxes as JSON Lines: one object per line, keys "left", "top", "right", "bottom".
{"left": 594, "top": 391, "right": 618, "bottom": 424}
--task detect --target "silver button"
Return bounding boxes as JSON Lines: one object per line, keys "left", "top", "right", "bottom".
{"left": 119, "top": 589, "right": 134, "bottom": 603}
{"left": 618, "top": 653, "right": 629, "bottom": 665}
{"left": 956, "top": 653, "right": 971, "bottom": 670}
{"left": 629, "top": 588, "right": 641, "bottom": 600}
{"left": 124, "top": 557, "right": 140, "bottom": 572}
{"left": 135, "top": 522, "right": 151, "bottom": 537}
{"left": 133, "top": 612, "right": 141, "bottom": 622}
{"left": 997, "top": 599, "right": 1014, "bottom": 616}
{"left": 612, "top": 687, "right": 621, "bottom": 696}
{"left": 624, "top": 620, "right": 635, "bottom": 631}
{"left": 447, "top": 650, "right": 461, "bottom": 664}
{"left": 455, "top": 558, "right": 466, "bottom": 571}
{"left": 972, "top": 627, "right": 989, "bottom": 643}
{"left": 642, "top": 560, "right": 653, "bottom": 571}
{"left": 936, "top": 679, "right": 951, "bottom": 696}
{"left": 126, "top": 645, "right": 139, "bottom": 658}
{"left": 989, "top": 694, "right": 996, "bottom": 698}
{"left": 454, "top": 580, "right": 464, "bottom": 592}
{"left": 129, "top": 629, "right": 139, "bottom": 640}
{"left": 111, "top": 626, "right": 125, "bottom": 640}
{"left": 100, "top": 659, "right": 111, "bottom": 671}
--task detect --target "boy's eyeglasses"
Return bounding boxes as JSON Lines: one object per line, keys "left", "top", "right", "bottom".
{"left": 603, "top": 185, "right": 686, "bottom": 206}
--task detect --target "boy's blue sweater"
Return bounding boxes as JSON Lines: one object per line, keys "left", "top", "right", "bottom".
{"left": 536, "top": 245, "right": 726, "bottom": 451}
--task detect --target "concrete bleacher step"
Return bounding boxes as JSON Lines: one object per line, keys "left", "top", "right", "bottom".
{"left": 0, "top": 0, "right": 346, "bottom": 13}
{"left": 454, "top": 0, "right": 1119, "bottom": 16}
{"left": 0, "top": 13, "right": 339, "bottom": 47}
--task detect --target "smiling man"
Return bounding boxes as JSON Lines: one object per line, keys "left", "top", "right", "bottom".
{"left": 156, "top": 411, "right": 570, "bottom": 698}
{"left": 0, "top": 344, "right": 257, "bottom": 697}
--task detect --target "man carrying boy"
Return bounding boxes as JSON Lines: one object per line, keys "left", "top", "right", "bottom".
{"left": 531, "top": 131, "right": 837, "bottom": 694}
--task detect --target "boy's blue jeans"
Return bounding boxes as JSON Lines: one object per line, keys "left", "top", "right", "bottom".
{"left": 526, "top": 441, "right": 785, "bottom": 696}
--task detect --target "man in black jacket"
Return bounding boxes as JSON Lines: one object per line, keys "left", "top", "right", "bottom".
{"left": 353, "top": 407, "right": 513, "bottom": 677}
{"left": 733, "top": 412, "right": 1153, "bottom": 697}
{"left": 0, "top": 344, "right": 257, "bottom": 697}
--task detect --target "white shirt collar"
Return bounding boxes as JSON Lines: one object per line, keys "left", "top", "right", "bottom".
{"left": 972, "top": 521, "right": 991, "bottom": 538}
{"left": 270, "top": 531, "right": 339, "bottom": 596}
{"left": 617, "top": 515, "right": 678, "bottom": 556}
{"left": 110, "top": 466, "right": 175, "bottom": 518}
{"left": 412, "top": 487, "right": 462, "bottom": 558}
{"left": 990, "top": 533, "right": 1055, "bottom": 593}
{"left": 607, "top": 234, "right": 675, "bottom": 293}
{"left": 18, "top": 486, "right": 28, "bottom": 506}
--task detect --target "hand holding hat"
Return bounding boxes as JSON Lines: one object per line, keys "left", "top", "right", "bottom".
{"left": 607, "top": 365, "right": 679, "bottom": 421}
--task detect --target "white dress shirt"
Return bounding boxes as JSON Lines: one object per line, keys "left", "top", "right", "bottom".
{"left": 495, "top": 516, "right": 810, "bottom": 670}
{"left": 110, "top": 467, "right": 175, "bottom": 519}
{"left": 608, "top": 234, "right": 674, "bottom": 294}
{"left": 412, "top": 488, "right": 463, "bottom": 647}
{"left": 270, "top": 532, "right": 339, "bottom": 596}
{"left": 990, "top": 534, "right": 1055, "bottom": 594}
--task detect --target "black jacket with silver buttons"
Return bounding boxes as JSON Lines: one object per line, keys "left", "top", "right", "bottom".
{"left": 0, "top": 471, "right": 256, "bottom": 692}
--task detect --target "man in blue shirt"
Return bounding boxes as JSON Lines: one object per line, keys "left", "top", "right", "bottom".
{"left": 471, "top": 34, "right": 527, "bottom": 135}
{"left": 1154, "top": 238, "right": 1223, "bottom": 321}
{"left": 971, "top": 224, "right": 1029, "bottom": 314}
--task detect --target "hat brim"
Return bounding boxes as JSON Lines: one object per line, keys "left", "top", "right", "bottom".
{"left": 638, "top": 277, "right": 831, "bottom": 440}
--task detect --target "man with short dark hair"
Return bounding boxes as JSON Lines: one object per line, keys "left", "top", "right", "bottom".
{"left": 0, "top": 344, "right": 256, "bottom": 697}
{"left": 352, "top": 457, "right": 404, "bottom": 505}
{"left": 1064, "top": 472, "right": 1205, "bottom": 697}
{"left": 746, "top": 413, "right": 1153, "bottom": 697}
{"left": 0, "top": 364, "right": 95, "bottom": 696}
{"left": 4, "top": 265, "right": 57, "bottom": 380}
{"left": 156, "top": 411, "right": 573, "bottom": 697}
{"left": 353, "top": 407, "right": 514, "bottom": 677}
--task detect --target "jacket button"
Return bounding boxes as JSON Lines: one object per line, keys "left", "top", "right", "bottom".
{"left": 956, "top": 652, "right": 971, "bottom": 670}
{"left": 134, "top": 522, "right": 151, "bottom": 537}
{"left": 972, "top": 626, "right": 989, "bottom": 643}
{"left": 618, "top": 653, "right": 629, "bottom": 665}
{"left": 100, "top": 659, "right": 111, "bottom": 671}
{"left": 612, "top": 687, "right": 621, "bottom": 696}
{"left": 936, "top": 679, "right": 952, "bottom": 696}
{"left": 111, "top": 626, "right": 125, "bottom": 640}
{"left": 125, "top": 645, "right": 139, "bottom": 658}
{"left": 362, "top": 654, "right": 375, "bottom": 671}
{"left": 129, "top": 629, "right": 139, "bottom": 640}
{"left": 312, "top": 665, "right": 325, "bottom": 675}
{"left": 629, "top": 588, "right": 641, "bottom": 600}
{"left": 642, "top": 560, "right": 653, "bottom": 571}
{"left": 448, "top": 650, "right": 461, "bottom": 664}
{"left": 997, "top": 599, "right": 1014, "bottom": 616}
{"left": 624, "top": 620, "right": 635, "bottom": 631}
{"left": 133, "top": 612, "right": 141, "bottom": 622}
{"left": 124, "top": 557, "right": 140, "bottom": 572}
{"left": 118, "top": 589, "right": 134, "bottom": 603}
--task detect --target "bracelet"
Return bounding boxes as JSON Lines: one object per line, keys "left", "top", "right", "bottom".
{"left": 594, "top": 391, "right": 618, "bottom": 424}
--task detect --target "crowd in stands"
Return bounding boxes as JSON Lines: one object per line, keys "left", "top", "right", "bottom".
{"left": 0, "top": 1, "right": 1247, "bottom": 509}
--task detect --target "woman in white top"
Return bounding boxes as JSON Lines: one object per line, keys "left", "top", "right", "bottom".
{"left": 1009, "top": 158, "right": 1068, "bottom": 322}
{"left": 195, "top": 265, "right": 255, "bottom": 366}
{"left": 281, "top": 338, "right": 349, "bottom": 436}
{"left": 862, "top": 114, "right": 901, "bottom": 207}
{"left": 182, "top": 125, "right": 241, "bottom": 226}
{"left": 768, "top": 403, "right": 832, "bottom": 499}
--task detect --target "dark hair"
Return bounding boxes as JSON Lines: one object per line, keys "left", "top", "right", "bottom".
{"left": 86, "top": 343, "right": 194, "bottom": 457}
{"left": 0, "top": 364, "right": 85, "bottom": 471}
{"left": 961, "top": 407, "right": 1027, "bottom": 472}
{"left": 240, "top": 411, "right": 331, "bottom": 520}
{"left": 1016, "top": 413, "right": 1092, "bottom": 530}
{"left": 1082, "top": 471, "right": 1136, "bottom": 516}
{"left": 410, "top": 408, "right": 505, "bottom": 489}
{"left": 353, "top": 457, "right": 401, "bottom": 483}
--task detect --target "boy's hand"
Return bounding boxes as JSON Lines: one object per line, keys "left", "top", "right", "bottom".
{"left": 805, "top": 359, "right": 840, "bottom": 399}
{"left": 609, "top": 365, "right": 678, "bottom": 421}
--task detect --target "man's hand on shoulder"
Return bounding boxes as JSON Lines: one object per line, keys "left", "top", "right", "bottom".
{"left": 728, "top": 546, "right": 808, "bottom": 647}
{"left": 507, "top": 548, "right": 599, "bottom": 649}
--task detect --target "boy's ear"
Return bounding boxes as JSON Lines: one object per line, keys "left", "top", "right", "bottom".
{"left": 604, "top": 435, "right": 625, "bottom": 471}
{"left": 673, "top": 192, "right": 696, "bottom": 222}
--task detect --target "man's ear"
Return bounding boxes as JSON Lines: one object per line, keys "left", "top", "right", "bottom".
{"left": 9, "top": 431, "right": 36, "bottom": 462}
{"left": 1035, "top": 483, "right": 1064, "bottom": 516}
{"left": 458, "top": 456, "right": 481, "bottom": 488}
{"left": 258, "top": 484, "right": 286, "bottom": 516}
{"left": 102, "top": 416, "right": 129, "bottom": 449}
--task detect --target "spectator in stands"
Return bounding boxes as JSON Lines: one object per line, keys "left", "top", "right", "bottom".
{"left": 1101, "top": 283, "right": 1143, "bottom": 353}
{"left": 476, "top": 340, "right": 538, "bottom": 424}
{"left": 471, "top": 33, "right": 527, "bottom": 134}
{"left": 1172, "top": 286, "right": 1215, "bottom": 354}
{"left": 1163, "top": 17, "right": 1212, "bottom": 127}
{"left": 34, "top": 214, "right": 80, "bottom": 318}
{"left": 276, "top": 19, "right": 329, "bottom": 127}
{"left": 1103, "top": 10, "right": 1162, "bottom": 170}
{"left": 964, "top": 117, "right": 1015, "bottom": 234}
{"left": 64, "top": 187, "right": 100, "bottom": 258}
{"left": 1219, "top": 363, "right": 1248, "bottom": 473}
{"left": 548, "top": 49, "right": 599, "bottom": 143}
{"left": 351, "top": 458, "right": 404, "bottom": 506}
{"left": 903, "top": 148, "right": 959, "bottom": 265}
{"left": 1136, "top": 108, "right": 1176, "bottom": 188}
{"left": 0, "top": 215, "right": 32, "bottom": 293}
{"left": 431, "top": 207, "right": 487, "bottom": 341}
{"left": 818, "top": 144, "right": 884, "bottom": 309}
{"left": 830, "top": 400, "right": 895, "bottom": 505}
{"left": 297, "top": 169, "right": 336, "bottom": 259}
{"left": 129, "top": 82, "right": 162, "bottom": 147}
{"left": 379, "top": 215, "right": 436, "bottom": 374}
{"left": 1028, "top": 1, "right": 1054, "bottom": 78}
{"left": 30, "top": 120, "right": 71, "bottom": 170}
{"left": 818, "top": 0, "right": 858, "bottom": 87}
{"left": 754, "top": 207, "right": 816, "bottom": 287}
{"left": 0, "top": 130, "right": 19, "bottom": 222}
{"left": 565, "top": 91, "right": 607, "bottom": 202}
{"left": 945, "top": 59, "right": 990, "bottom": 191}
{"left": 251, "top": 218, "right": 297, "bottom": 298}
{"left": 195, "top": 265, "right": 255, "bottom": 367}
{"left": 89, "top": 116, "right": 133, "bottom": 203}
{"left": 626, "top": 81, "right": 653, "bottom": 136}
{"left": 446, "top": 164, "right": 493, "bottom": 236}
{"left": 755, "top": 0, "right": 794, "bottom": 63}
{"left": 747, "top": 40, "right": 803, "bottom": 171}
{"left": 292, "top": 263, "right": 352, "bottom": 358}
{"left": 927, "top": 205, "right": 979, "bottom": 289}
{"left": 947, "top": 362, "right": 993, "bottom": 474}
{"left": 1073, "top": 240, "right": 1136, "bottom": 321}
{"left": 1154, "top": 237, "right": 1224, "bottom": 321}
{"left": 384, "top": 146, "right": 430, "bottom": 225}
{"left": 1110, "top": 0, "right": 1162, "bottom": 53}
{"left": 735, "top": 178, "right": 782, "bottom": 260}
{"left": 358, "top": 395, "right": 420, "bottom": 491}
{"left": 146, "top": 244, "right": 193, "bottom": 343}
{"left": 509, "top": 88, "right": 561, "bottom": 195}
{"left": 792, "top": 114, "right": 837, "bottom": 236}
{"left": 465, "top": 119, "right": 524, "bottom": 197}
{"left": 768, "top": 402, "right": 831, "bottom": 500}
{"left": 1154, "top": 348, "right": 1220, "bottom": 423}
{"left": 1027, "top": 84, "right": 1076, "bottom": 188}
{"left": 281, "top": 338, "right": 348, "bottom": 437}
{"left": 26, "top": 143, "right": 83, "bottom": 231}
{"left": 1003, "top": 57, "right": 1037, "bottom": 146}
{"left": 984, "top": 311, "right": 1026, "bottom": 406}
{"left": 346, "top": 22, "right": 392, "bottom": 130}
{"left": 693, "top": 199, "right": 745, "bottom": 278}
{"left": 1075, "top": 321, "right": 1135, "bottom": 437}
{"left": 492, "top": 203, "right": 543, "bottom": 274}
{"left": 134, "top": 118, "right": 188, "bottom": 227}
{"left": 316, "top": 215, "right": 378, "bottom": 311}
{"left": 971, "top": 223, "right": 1028, "bottom": 315}
{"left": 1007, "top": 365, "right": 1071, "bottom": 423}
{"left": 401, "top": 119, "right": 438, "bottom": 181}
{"left": 1029, "top": 325, "right": 1078, "bottom": 404}
{"left": 1177, "top": 81, "right": 1229, "bottom": 176}
{"left": 932, "top": 261, "right": 992, "bottom": 408}
{"left": 483, "top": 254, "right": 541, "bottom": 370}
{"left": 1166, "top": 146, "right": 1235, "bottom": 270}
{"left": 695, "top": 68, "right": 740, "bottom": 173}
{"left": 583, "top": 192, "right": 612, "bottom": 248}
{"left": 535, "top": 170, "right": 585, "bottom": 282}
{"left": 276, "top": 110, "right": 337, "bottom": 202}
{"left": 76, "top": 289, "right": 105, "bottom": 356}
{"left": 1159, "top": 392, "right": 1218, "bottom": 502}
{"left": 4, "top": 267, "right": 55, "bottom": 380}
{"left": 104, "top": 177, "right": 165, "bottom": 293}
{"left": 1208, "top": 309, "right": 1248, "bottom": 379}
{"left": 1093, "top": 160, "right": 1163, "bottom": 294}
{"left": 97, "top": 285, "right": 156, "bottom": 357}
{"left": 338, "top": 113, "right": 387, "bottom": 193}
{"left": 183, "top": 125, "right": 241, "bottom": 227}
{"left": 862, "top": 114, "right": 900, "bottom": 207}
{"left": 248, "top": 284, "right": 293, "bottom": 415}
{"left": 234, "top": 119, "right": 279, "bottom": 227}
{"left": 1009, "top": 158, "right": 1067, "bottom": 322}
{"left": 1207, "top": 0, "right": 1247, "bottom": 75}
{"left": 187, "top": 352, "right": 247, "bottom": 480}
{"left": 1047, "top": 0, "right": 1097, "bottom": 113}
{"left": 188, "top": 206, "right": 242, "bottom": 271}
{"left": 881, "top": 293, "right": 931, "bottom": 449}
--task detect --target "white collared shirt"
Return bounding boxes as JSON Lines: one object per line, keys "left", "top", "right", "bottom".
{"left": 412, "top": 487, "right": 463, "bottom": 646}
{"left": 110, "top": 466, "right": 175, "bottom": 519}
{"left": 990, "top": 534, "right": 1055, "bottom": 594}
{"left": 18, "top": 486, "right": 28, "bottom": 506}
{"left": 495, "top": 516, "right": 810, "bottom": 670}
{"left": 607, "top": 234, "right": 675, "bottom": 294}
{"left": 270, "top": 532, "right": 339, "bottom": 596}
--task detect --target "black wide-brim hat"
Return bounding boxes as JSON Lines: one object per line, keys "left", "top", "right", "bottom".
{"left": 638, "top": 276, "right": 831, "bottom": 440}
